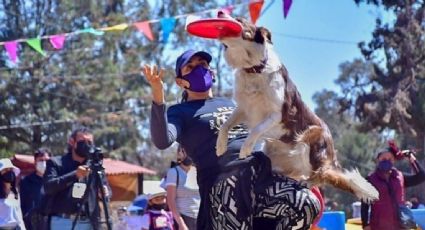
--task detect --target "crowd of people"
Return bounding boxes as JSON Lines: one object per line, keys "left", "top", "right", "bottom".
{"left": 1, "top": 49, "right": 425, "bottom": 230}
{"left": 0, "top": 127, "right": 111, "bottom": 230}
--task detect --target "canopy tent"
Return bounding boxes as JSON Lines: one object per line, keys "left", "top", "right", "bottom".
{"left": 11, "top": 154, "right": 157, "bottom": 201}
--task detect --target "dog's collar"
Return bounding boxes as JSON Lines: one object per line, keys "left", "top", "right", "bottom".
{"left": 244, "top": 58, "right": 267, "bottom": 74}
{"left": 244, "top": 49, "right": 268, "bottom": 74}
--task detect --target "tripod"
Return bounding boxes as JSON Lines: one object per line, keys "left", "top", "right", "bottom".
{"left": 71, "top": 156, "right": 113, "bottom": 230}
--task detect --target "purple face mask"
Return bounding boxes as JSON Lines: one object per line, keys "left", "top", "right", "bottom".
{"left": 377, "top": 159, "right": 393, "bottom": 172}
{"left": 179, "top": 65, "right": 213, "bottom": 92}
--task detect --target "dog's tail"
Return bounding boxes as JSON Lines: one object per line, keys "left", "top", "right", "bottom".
{"left": 310, "top": 167, "right": 379, "bottom": 204}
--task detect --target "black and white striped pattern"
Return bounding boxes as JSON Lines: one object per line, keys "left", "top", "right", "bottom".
{"left": 209, "top": 171, "right": 320, "bottom": 230}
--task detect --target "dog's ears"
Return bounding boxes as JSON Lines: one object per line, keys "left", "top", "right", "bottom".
{"left": 254, "top": 27, "right": 272, "bottom": 44}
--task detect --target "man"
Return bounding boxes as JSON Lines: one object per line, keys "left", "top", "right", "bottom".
{"left": 43, "top": 127, "right": 110, "bottom": 230}
{"left": 20, "top": 148, "right": 50, "bottom": 230}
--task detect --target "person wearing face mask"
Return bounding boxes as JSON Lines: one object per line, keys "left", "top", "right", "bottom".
{"left": 140, "top": 190, "right": 175, "bottom": 230}
{"left": 43, "top": 127, "right": 111, "bottom": 230}
{"left": 165, "top": 145, "right": 200, "bottom": 230}
{"left": 143, "top": 50, "right": 320, "bottom": 230}
{"left": 19, "top": 148, "right": 50, "bottom": 230}
{"left": 0, "top": 158, "right": 26, "bottom": 230}
{"left": 361, "top": 142, "right": 425, "bottom": 230}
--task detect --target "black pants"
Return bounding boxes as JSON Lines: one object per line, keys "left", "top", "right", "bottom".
{"left": 181, "top": 214, "right": 197, "bottom": 230}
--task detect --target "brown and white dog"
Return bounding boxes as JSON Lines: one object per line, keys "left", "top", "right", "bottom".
{"left": 215, "top": 13, "right": 379, "bottom": 202}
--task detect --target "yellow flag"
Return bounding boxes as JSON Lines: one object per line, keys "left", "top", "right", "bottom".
{"left": 101, "top": 23, "right": 129, "bottom": 31}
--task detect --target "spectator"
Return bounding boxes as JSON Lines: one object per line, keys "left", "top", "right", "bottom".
{"left": 20, "top": 148, "right": 50, "bottom": 230}
{"left": 325, "top": 200, "right": 338, "bottom": 211}
{"left": 361, "top": 143, "right": 425, "bottom": 230}
{"left": 165, "top": 145, "right": 200, "bottom": 230}
{"left": 140, "top": 190, "right": 175, "bottom": 230}
{"left": 410, "top": 196, "right": 425, "bottom": 209}
{"left": 352, "top": 201, "right": 361, "bottom": 218}
{"left": 43, "top": 127, "right": 111, "bottom": 230}
{"left": 0, "top": 158, "right": 26, "bottom": 230}
{"left": 405, "top": 200, "right": 413, "bottom": 209}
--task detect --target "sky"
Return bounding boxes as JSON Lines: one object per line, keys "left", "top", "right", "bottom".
{"left": 254, "top": 0, "right": 383, "bottom": 108}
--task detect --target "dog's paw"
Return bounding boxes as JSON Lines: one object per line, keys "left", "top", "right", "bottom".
{"left": 239, "top": 142, "right": 254, "bottom": 159}
{"left": 216, "top": 135, "right": 228, "bottom": 157}
{"left": 345, "top": 169, "right": 379, "bottom": 204}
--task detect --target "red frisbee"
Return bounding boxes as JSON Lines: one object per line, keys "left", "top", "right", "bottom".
{"left": 187, "top": 18, "right": 242, "bottom": 39}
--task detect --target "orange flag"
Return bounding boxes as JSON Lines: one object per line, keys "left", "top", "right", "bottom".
{"left": 249, "top": 0, "right": 264, "bottom": 24}
{"left": 134, "top": 21, "right": 154, "bottom": 41}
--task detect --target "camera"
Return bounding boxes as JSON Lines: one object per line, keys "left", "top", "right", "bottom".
{"left": 401, "top": 149, "right": 415, "bottom": 158}
{"left": 87, "top": 146, "right": 104, "bottom": 162}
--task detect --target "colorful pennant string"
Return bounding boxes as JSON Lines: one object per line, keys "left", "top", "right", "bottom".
{"left": 0, "top": 0, "right": 286, "bottom": 64}
{"left": 134, "top": 21, "right": 155, "bottom": 41}
{"left": 78, "top": 28, "right": 106, "bottom": 36}
{"left": 283, "top": 0, "right": 293, "bottom": 18}
{"left": 101, "top": 23, "right": 129, "bottom": 31}
{"left": 160, "top": 18, "right": 176, "bottom": 43}
{"left": 4, "top": 41, "right": 18, "bottom": 63}
{"left": 49, "top": 35, "right": 66, "bottom": 50}
{"left": 249, "top": 0, "right": 265, "bottom": 24}
{"left": 26, "top": 38, "right": 46, "bottom": 56}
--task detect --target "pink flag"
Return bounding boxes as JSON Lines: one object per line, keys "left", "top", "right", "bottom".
{"left": 134, "top": 21, "right": 154, "bottom": 41}
{"left": 49, "top": 35, "right": 66, "bottom": 49}
{"left": 283, "top": 0, "right": 293, "bottom": 18}
{"left": 4, "top": 41, "right": 18, "bottom": 63}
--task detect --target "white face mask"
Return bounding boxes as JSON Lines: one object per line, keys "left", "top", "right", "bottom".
{"left": 36, "top": 161, "right": 46, "bottom": 174}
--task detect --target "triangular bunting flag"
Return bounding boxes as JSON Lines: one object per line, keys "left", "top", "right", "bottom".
{"left": 26, "top": 38, "right": 46, "bottom": 56}
{"left": 101, "top": 23, "right": 129, "bottom": 31}
{"left": 249, "top": 0, "right": 264, "bottom": 24}
{"left": 4, "top": 41, "right": 18, "bottom": 63}
{"left": 49, "top": 35, "right": 66, "bottom": 50}
{"left": 160, "top": 18, "right": 176, "bottom": 43}
{"left": 283, "top": 0, "right": 293, "bottom": 18}
{"left": 79, "top": 28, "right": 105, "bottom": 36}
{"left": 134, "top": 21, "right": 154, "bottom": 41}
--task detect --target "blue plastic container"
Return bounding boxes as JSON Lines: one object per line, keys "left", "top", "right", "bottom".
{"left": 317, "top": 211, "right": 346, "bottom": 230}
{"left": 412, "top": 209, "right": 425, "bottom": 229}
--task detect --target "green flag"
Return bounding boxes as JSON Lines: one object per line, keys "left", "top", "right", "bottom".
{"left": 26, "top": 38, "right": 46, "bottom": 56}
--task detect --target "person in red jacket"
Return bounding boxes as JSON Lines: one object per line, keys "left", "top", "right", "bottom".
{"left": 361, "top": 142, "right": 425, "bottom": 230}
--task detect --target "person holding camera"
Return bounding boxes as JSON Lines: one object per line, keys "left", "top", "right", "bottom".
{"left": 43, "top": 127, "right": 110, "bottom": 230}
{"left": 361, "top": 141, "right": 425, "bottom": 230}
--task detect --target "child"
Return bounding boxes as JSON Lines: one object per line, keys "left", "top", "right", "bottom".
{"left": 140, "top": 190, "right": 175, "bottom": 230}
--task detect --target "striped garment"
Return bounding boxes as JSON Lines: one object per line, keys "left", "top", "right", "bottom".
{"left": 165, "top": 166, "right": 201, "bottom": 219}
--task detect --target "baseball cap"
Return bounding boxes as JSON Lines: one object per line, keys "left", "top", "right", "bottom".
{"left": 175, "top": 50, "right": 212, "bottom": 78}
{"left": 0, "top": 158, "right": 20, "bottom": 176}
{"left": 128, "top": 194, "right": 148, "bottom": 212}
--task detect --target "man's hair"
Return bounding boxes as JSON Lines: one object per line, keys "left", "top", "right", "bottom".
{"left": 67, "top": 126, "right": 92, "bottom": 153}
{"left": 34, "top": 147, "right": 51, "bottom": 159}
{"left": 70, "top": 126, "right": 92, "bottom": 140}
